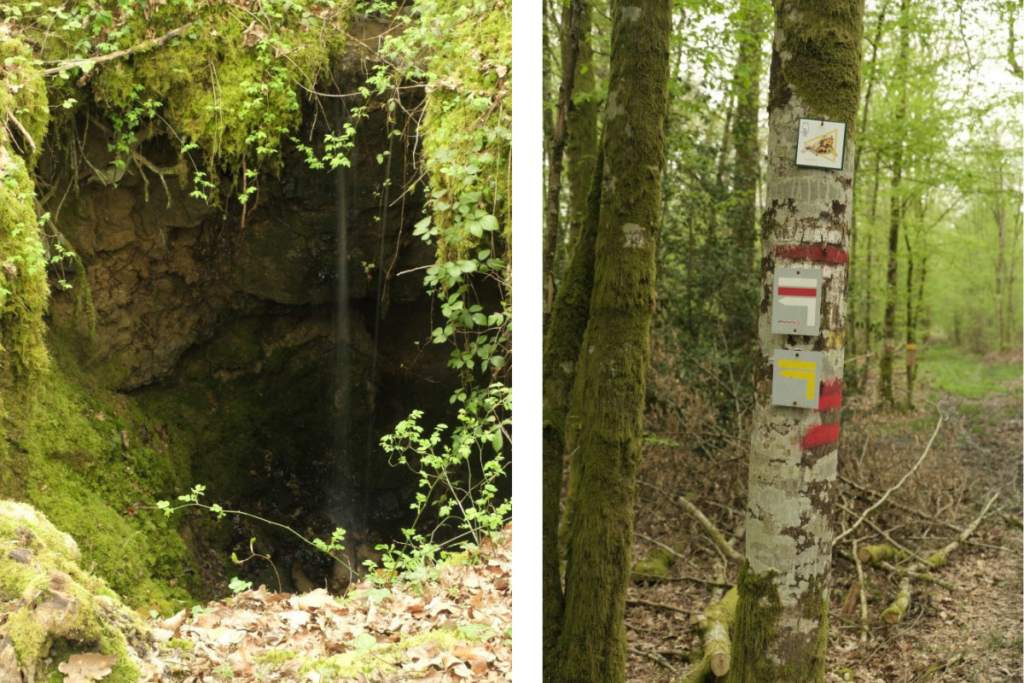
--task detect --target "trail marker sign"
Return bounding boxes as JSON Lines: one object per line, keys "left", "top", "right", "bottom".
{"left": 772, "top": 267, "right": 822, "bottom": 336}
{"left": 772, "top": 349, "right": 822, "bottom": 409}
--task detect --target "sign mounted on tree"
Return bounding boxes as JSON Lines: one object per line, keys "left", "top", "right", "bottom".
{"left": 772, "top": 267, "right": 823, "bottom": 335}
{"left": 771, "top": 349, "right": 822, "bottom": 409}
{"left": 795, "top": 118, "right": 847, "bottom": 170}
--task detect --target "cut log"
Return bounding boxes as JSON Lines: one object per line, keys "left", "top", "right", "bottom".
{"left": 880, "top": 578, "right": 911, "bottom": 624}
{"left": 680, "top": 587, "right": 737, "bottom": 683}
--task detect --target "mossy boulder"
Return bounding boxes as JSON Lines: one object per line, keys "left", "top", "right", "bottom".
{"left": 0, "top": 500, "right": 148, "bottom": 683}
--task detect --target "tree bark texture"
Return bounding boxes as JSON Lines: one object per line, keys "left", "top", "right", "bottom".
{"left": 563, "top": 0, "right": 598, "bottom": 259}
{"left": 552, "top": 1, "right": 671, "bottom": 681}
{"left": 544, "top": 0, "right": 585, "bottom": 331}
{"left": 730, "top": 1, "right": 863, "bottom": 681}
{"left": 542, "top": 148, "right": 602, "bottom": 678}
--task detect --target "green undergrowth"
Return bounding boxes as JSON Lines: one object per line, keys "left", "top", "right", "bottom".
{"left": 919, "top": 345, "right": 1023, "bottom": 399}
{"left": 0, "top": 500, "right": 144, "bottom": 683}
{"left": 0, "top": 336, "right": 197, "bottom": 611}
{"left": 8, "top": 0, "right": 354, "bottom": 208}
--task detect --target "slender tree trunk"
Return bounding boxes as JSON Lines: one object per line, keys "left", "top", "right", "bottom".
{"left": 729, "top": 2, "right": 863, "bottom": 681}
{"left": 562, "top": 0, "right": 597, "bottom": 259}
{"left": 863, "top": 153, "right": 882, "bottom": 380}
{"left": 552, "top": 2, "right": 671, "bottom": 680}
{"left": 880, "top": 0, "right": 910, "bottom": 407}
{"left": 994, "top": 201, "right": 1006, "bottom": 352}
{"left": 726, "top": 1, "right": 766, "bottom": 354}
{"left": 904, "top": 231, "right": 915, "bottom": 408}
{"left": 542, "top": 148, "right": 602, "bottom": 680}
{"left": 849, "top": 1, "right": 888, "bottom": 361}
{"left": 544, "top": 0, "right": 585, "bottom": 331}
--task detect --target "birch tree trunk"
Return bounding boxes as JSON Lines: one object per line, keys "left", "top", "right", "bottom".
{"left": 729, "top": 1, "right": 863, "bottom": 681}
{"left": 551, "top": 1, "right": 670, "bottom": 680}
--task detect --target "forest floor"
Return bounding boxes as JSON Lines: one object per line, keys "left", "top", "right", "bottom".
{"left": 626, "top": 345, "right": 1023, "bottom": 683}
{"left": 133, "top": 528, "right": 512, "bottom": 682}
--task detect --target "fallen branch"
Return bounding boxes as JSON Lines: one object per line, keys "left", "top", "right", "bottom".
{"left": 44, "top": 25, "right": 193, "bottom": 76}
{"left": 880, "top": 493, "right": 999, "bottom": 623}
{"left": 833, "top": 410, "right": 944, "bottom": 547}
{"left": 627, "top": 647, "right": 677, "bottom": 674}
{"left": 876, "top": 561, "right": 955, "bottom": 591}
{"left": 925, "top": 492, "right": 999, "bottom": 568}
{"left": 673, "top": 495, "right": 744, "bottom": 565}
{"left": 681, "top": 588, "right": 737, "bottom": 682}
{"left": 625, "top": 598, "right": 694, "bottom": 616}
{"left": 841, "top": 475, "right": 962, "bottom": 533}
{"left": 880, "top": 577, "right": 911, "bottom": 624}
{"left": 853, "top": 540, "right": 869, "bottom": 642}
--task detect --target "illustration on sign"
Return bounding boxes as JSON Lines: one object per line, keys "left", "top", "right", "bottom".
{"left": 772, "top": 267, "right": 823, "bottom": 336}
{"left": 795, "top": 118, "right": 847, "bottom": 170}
{"left": 771, "top": 349, "right": 822, "bottom": 409}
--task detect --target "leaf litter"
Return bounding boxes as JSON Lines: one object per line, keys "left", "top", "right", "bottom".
{"left": 129, "top": 526, "right": 512, "bottom": 682}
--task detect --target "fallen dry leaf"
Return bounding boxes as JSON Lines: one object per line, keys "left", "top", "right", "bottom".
{"left": 58, "top": 653, "right": 119, "bottom": 683}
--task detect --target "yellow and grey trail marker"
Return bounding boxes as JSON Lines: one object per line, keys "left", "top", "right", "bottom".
{"left": 772, "top": 349, "right": 822, "bottom": 409}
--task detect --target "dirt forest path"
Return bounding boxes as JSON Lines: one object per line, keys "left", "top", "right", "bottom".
{"left": 624, "top": 348, "right": 1023, "bottom": 683}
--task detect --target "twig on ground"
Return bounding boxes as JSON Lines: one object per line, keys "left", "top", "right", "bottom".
{"left": 627, "top": 647, "right": 678, "bottom": 674}
{"left": 833, "top": 410, "right": 944, "bottom": 547}
{"left": 853, "top": 539, "right": 870, "bottom": 642}
{"left": 840, "top": 475, "right": 962, "bottom": 533}
{"left": 626, "top": 598, "right": 695, "bottom": 616}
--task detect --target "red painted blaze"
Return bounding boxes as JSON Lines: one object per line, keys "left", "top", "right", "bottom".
{"left": 816, "top": 380, "right": 843, "bottom": 411}
{"left": 778, "top": 287, "right": 817, "bottom": 297}
{"left": 774, "top": 244, "right": 849, "bottom": 265}
{"left": 801, "top": 423, "right": 841, "bottom": 449}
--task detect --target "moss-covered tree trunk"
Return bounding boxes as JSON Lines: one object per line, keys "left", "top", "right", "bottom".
{"left": 562, "top": 0, "right": 598, "bottom": 259}
{"left": 880, "top": 0, "right": 910, "bottom": 406}
{"left": 725, "top": 0, "right": 767, "bottom": 353}
{"left": 542, "top": 147, "right": 602, "bottom": 679}
{"left": 550, "top": 1, "right": 670, "bottom": 681}
{"left": 544, "top": 0, "right": 585, "bottom": 330}
{"left": 728, "top": 2, "right": 863, "bottom": 682}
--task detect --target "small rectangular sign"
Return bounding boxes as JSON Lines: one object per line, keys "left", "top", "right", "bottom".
{"left": 795, "top": 118, "right": 847, "bottom": 170}
{"left": 772, "top": 267, "right": 822, "bottom": 336}
{"left": 772, "top": 349, "right": 822, "bottom": 409}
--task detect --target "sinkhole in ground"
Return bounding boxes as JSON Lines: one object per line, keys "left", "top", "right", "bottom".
{"left": 43, "top": 95, "right": 460, "bottom": 597}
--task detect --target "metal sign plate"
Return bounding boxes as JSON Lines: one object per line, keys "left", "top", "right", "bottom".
{"left": 771, "top": 267, "right": 823, "bottom": 336}
{"left": 772, "top": 349, "right": 822, "bottom": 409}
{"left": 795, "top": 118, "right": 847, "bottom": 170}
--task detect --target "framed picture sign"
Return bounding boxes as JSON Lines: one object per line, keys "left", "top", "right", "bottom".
{"left": 795, "top": 118, "right": 847, "bottom": 171}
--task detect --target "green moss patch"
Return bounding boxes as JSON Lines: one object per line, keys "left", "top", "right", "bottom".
{"left": 0, "top": 500, "right": 146, "bottom": 683}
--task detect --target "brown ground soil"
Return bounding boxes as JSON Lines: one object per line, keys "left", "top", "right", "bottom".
{"left": 625, "top": 358, "right": 1023, "bottom": 683}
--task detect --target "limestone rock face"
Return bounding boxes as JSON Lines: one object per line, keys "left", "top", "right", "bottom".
{"left": 45, "top": 102, "right": 438, "bottom": 393}
{"left": 0, "top": 500, "right": 145, "bottom": 683}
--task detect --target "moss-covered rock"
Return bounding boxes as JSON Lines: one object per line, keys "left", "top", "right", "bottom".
{"left": 0, "top": 500, "right": 148, "bottom": 683}
{"left": 630, "top": 546, "right": 675, "bottom": 584}
{"left": 0, "top": 341, "right": 198, "bottom": 608}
